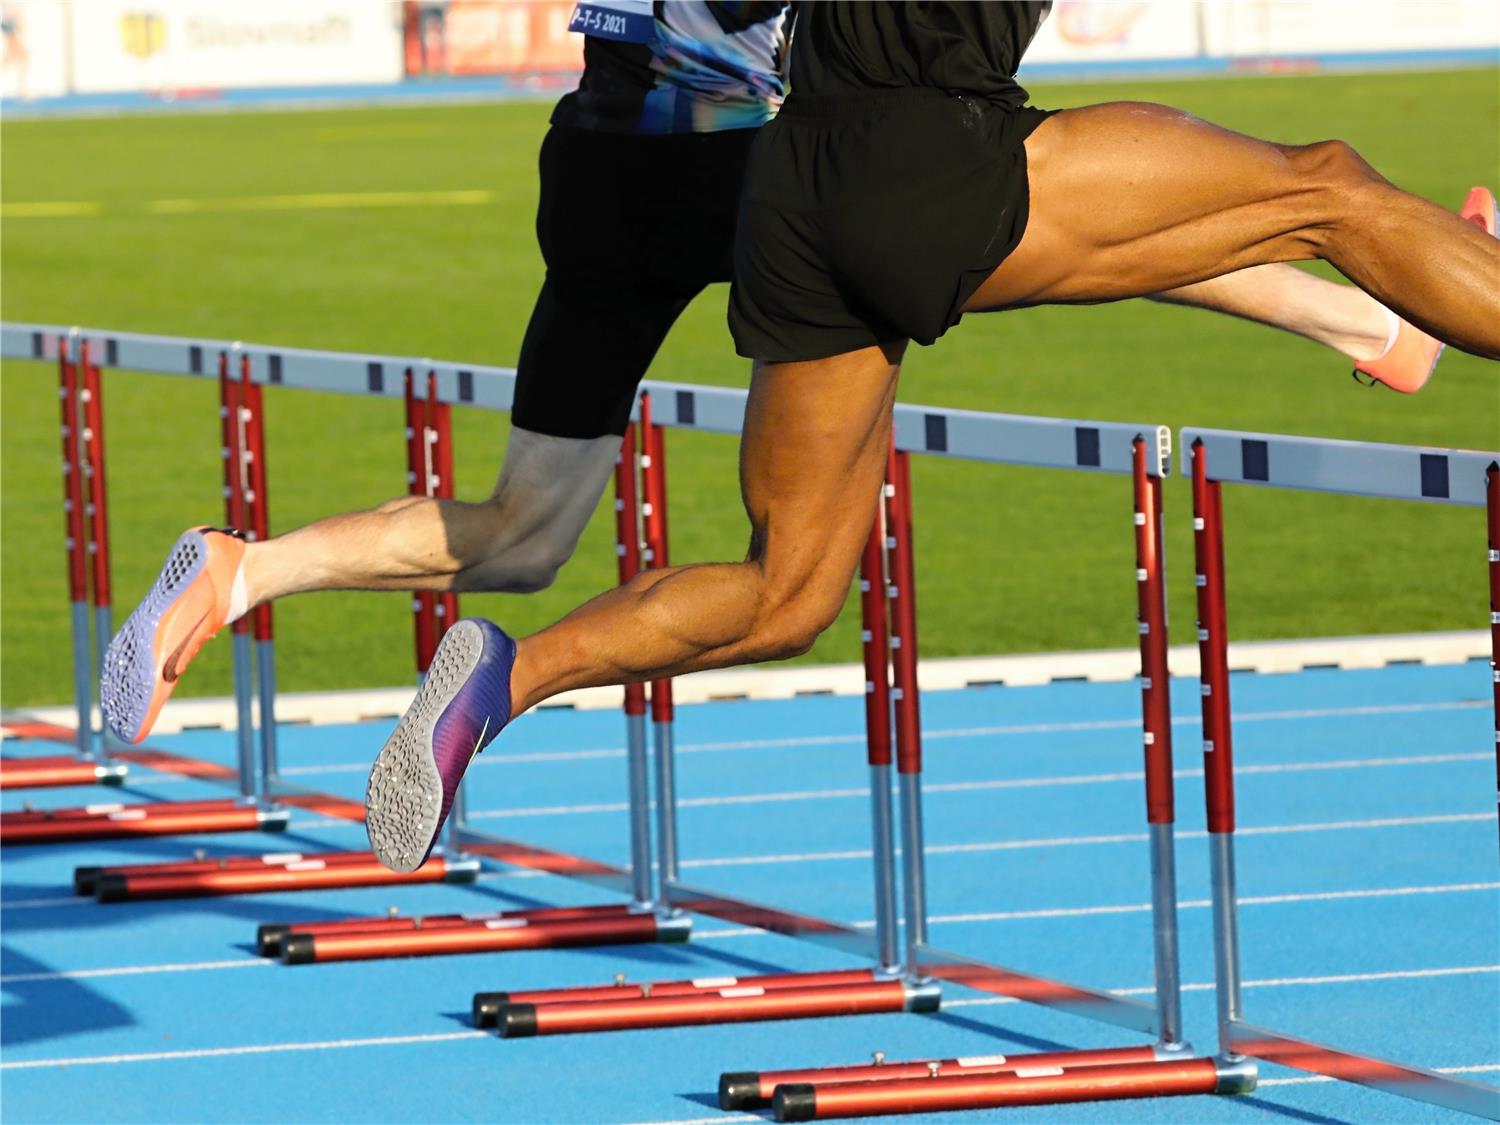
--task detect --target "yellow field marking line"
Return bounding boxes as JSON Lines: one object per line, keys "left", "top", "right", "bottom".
{"left": 146, "top": 189, "right": 493, "bottom": 214}
{"left": 1, "top": 201, "right": 101, "bottom": 218}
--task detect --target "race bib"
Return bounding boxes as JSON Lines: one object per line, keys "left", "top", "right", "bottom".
{"left": 569, "top": 0, "right": 654, "bottom": 44}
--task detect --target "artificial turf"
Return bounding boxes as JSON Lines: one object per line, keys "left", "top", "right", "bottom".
{"left": 1, "top": 67, "right": 1496, "bottom": 708}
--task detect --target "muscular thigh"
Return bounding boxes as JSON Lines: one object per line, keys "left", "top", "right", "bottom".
{"left": 739, "top": 345, "right": 903, "bottom": 607}
{"left": 965, "top": 101, "right": 1352, "bottom": 309}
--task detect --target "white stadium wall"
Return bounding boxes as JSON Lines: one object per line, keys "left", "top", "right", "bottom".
{"left": 1202, "top": 0, "right": 1500, "bottom": 57}
{"left": 1, "top": 0, "right": 1496, "bottom": 104}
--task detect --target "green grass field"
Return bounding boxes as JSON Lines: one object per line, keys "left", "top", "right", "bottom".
{"left": 2, "top": 69, "right": 1497, "bottom": 709}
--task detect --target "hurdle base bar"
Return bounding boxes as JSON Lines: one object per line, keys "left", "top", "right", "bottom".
{"left": 279, "top": 908, "right": 690, "bottom": 965}
{"left": 719, "top": 1043, "right": 1194, "bottom": 1111}
{"left": 1227, "top": 1021, "right": 1500, "bottom": 1121}
{"left": 91, "top": 851, "right": 481, "bottom": 901}
{"left": 772, "top": 1055, "right": 1254, "bottom": 1121}
{"left": 0, "top": 756, "right": 128, "bottom": 790}
{"left": 495, "top": 978, "right": 940, "bottom": 1038}
{"left": 1, "top": 799, "right": 290, "bottom": 845}
{"left": 77, "top": 848, "right": 408, "bottom": 897}
{"left": 259, "top": 902, "right": 649, "bottom": 958}
{"left": 475, "top": 968, "right": 896, "bottom": 1028}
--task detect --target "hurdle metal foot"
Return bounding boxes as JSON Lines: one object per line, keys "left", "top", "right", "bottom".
{"left": 277, "top": 906, "right": 687, "bottom": 964}
{"left": 1, "top": 799, "right": 289, "bottom": 845}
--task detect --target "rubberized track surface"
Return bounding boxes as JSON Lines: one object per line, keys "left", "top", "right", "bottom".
{"left": 3, "top": 662, "right": 1496, "bottom": 1124}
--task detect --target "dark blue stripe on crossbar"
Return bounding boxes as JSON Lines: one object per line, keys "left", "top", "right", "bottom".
{"left": 1075, "top": 427, "right": 1100, "bottom": 467}
{"left": 268, "top": 355, "right": 283, "bottom": 384}
{"left": 676, "top": 390, "right": 695, "bottom": 425}
{"left": 367, "top": 362, "right": 384, "bottom": 394}
{"left": 1419, "top": 453, "right": 1450, "bottom": 499}
{"left": 458, "top": 370, "right": 474, "bottom": 403}
{"left": 31, "top": 331, "right": 42, "bottom": 358}
{"left": 106, "top": 339, "right": 118, "bottom": 367}
{"left": 924, "top": 414, "right": 948, "bottom": 453}
{"left": 189, "top": 345, "right": 203, "bottom": 375}
{"left": 1241, "top": 439, "right": 1269, "bottom": 482}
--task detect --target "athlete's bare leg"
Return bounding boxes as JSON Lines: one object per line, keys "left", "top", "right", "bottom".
{"left": 1150, "top": 263, "right": 1396, "bottom": 363}
{"left": 506, "top": 345, "right": 902, "bottom": 713}
{"left": 966, "top": 102, "right": 1500, "bottom": 359}
{"left": 240, "top": 426, "right": 620, "bottom": 605}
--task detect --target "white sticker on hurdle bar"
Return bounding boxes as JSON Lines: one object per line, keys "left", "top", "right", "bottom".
{"left": 955, "top": 1055, "right": 1009, "bottom": 1067}
{"left": 1014, "top": 1066, "right": 1067, "bottom": 1078}
{"left": 484, "top": 918, "right": 530, "bottom": 929}
{"left": 106, "top": 810, "right": 147, "bottom": 821}
{"left": 718, "top": 986, "right": 766, "bottom": 998}
{"left": 285, "top": 860, "right": 327, "bottom": 872}
{"left": 84, "top": 803, "right": 125, "bottom": 814}
{"left": 1181, "top": 427, "right": 1496, "bottom": 507}
{"left": 259, "top": 853, "right": 303, "bottom": 864}
{"left": 690, "top": 976, "right": 739, "bottom": 988}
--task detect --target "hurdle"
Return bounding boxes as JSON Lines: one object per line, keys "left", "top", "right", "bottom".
{"left": 1186, "top": 427, "right": 1500, "bottom": 1122}
{"left": 1, "top": 338, "right": 127, "bottom": 791}
{"left": 719, "top": 421, "right": 1251, "bottom": 1120}
{"left": 470, "top": 400, "right": 925, "bottom": 1035}
{"left": 263, "top": 402, "right": 686, "bottom": 964}
{"left": 1, "top": 338, "right": 288, "bottom": 842}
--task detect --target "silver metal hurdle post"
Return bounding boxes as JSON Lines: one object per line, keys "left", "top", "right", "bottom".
{"left": 615, "top": 421, "right": 656, "bottom": 909}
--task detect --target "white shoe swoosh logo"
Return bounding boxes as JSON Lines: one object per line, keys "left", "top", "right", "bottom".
{"left": 468, "top": 716, "right": 492, "bottom": 765}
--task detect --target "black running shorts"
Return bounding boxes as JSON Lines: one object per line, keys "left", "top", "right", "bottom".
{"left": 512, "top": 125, "right": 757, "bottom": 439}
{"left": 728, "top": 90, "right": 1053, "bottom": 363}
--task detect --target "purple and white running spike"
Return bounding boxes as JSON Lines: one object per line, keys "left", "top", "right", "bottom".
{"left": 365, "top": 618, "right": 514, "bottom": 872}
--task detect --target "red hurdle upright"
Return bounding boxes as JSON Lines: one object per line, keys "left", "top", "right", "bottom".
{"left": 257, "top": 403, "right": 686, "bottom": 963}
{"left": 472, "top": 403, "right": 931, "bottom": 1037}
{"left": 722, "top": 429, "right": 1249, "bottom": 1120}
{"left": 1186, "top": 430, "right": 1500, "bottom": 1122}
{"left": 0, "top": 337, "right": 128, "bottom": 791}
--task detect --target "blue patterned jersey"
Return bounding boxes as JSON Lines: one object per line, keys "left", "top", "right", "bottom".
{"left": 553, "top": 1, "right": 789, "bottom": 135}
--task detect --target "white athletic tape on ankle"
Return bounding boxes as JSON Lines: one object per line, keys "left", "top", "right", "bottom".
{"left": 1373, "top": 306, "right": 1401, "bottom": 360}
{"left": 226, "top": 562, "right": 249, "bottom": 624}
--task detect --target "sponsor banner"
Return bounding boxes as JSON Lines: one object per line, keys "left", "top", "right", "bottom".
{"left": 69, "top": 0, "right": 403, "bottom": 94}
{"left": 1203, "top": 0, "right": 1500, "bottom": 56}
{"left": 2, "top": 1, "right": 70, "bottom": 99}
{"left": 1025, "top": 0, "right": 1200, "bottom": 63}
{"left": 403, "top": 0, "right": 580, "bottom": 77}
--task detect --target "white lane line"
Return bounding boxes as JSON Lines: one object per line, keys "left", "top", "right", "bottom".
{"left": 673, "top": 812, "right": 1494, "bottom": 872}
{"left": 0, "top": 1031, "right": 487, "bottom": 1070}
{"left": 4, "top": 967, "right": 1492, "bottom": 1071}
{"left": 689, "top": 881, "right": 1499, "bottom": 940}
{"left": 145, "top": 190, "right": 493, "bottom": 214}
{"left": 1, "top": 960, "right": 273, "bottom": 984}
{"left": 6, "top": 811, "right": 1492, "bottom": 912}
{"left": 1258, "top": 1062, "right": 1500, "bottom": 1088}
{"left": 159, "top": 698, "right": 1479, "bottom": 782}
{"left": 11, "top": 883, "right": 1490, "bottom": 986}
{"left": 940, "top": 965, "right": 1500, "bottom": 1009}
{"left": 458, "top": 752, "right": 1491, "bottom": 821}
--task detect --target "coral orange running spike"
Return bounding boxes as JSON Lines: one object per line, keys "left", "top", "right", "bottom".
{"left": 1460, "top": 185, "right": 1497, "bottom": 236}
{"left": 100, "top": 527, "right": 247, "bottom": 743}
{"left": 1352, "top": 185, "right": 1496, "bottom": 393}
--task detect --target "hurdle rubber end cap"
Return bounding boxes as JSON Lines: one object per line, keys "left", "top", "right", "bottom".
{"left": 256, "top": 924, "right": 290, "bottom": 957}
{"left": 74, "top": 866, "right": 102, "bottom": 896}
{"left": 281, "top": 934, "right": 317, "bottom": 965}
{"left": 94, "top": 873, "right": 129, "bottom": 903}
{"left": 497, "top": 1004, "right": 538, "bottom": 1038}
{"left": 471, "top": 992, "right": 509, "bottom": 1028}
{"left": 773, "top": 1084, "right": 817, "bottom": 1123}
{"left": 718, "top": 1072, "right": 764, "bottom": 1111}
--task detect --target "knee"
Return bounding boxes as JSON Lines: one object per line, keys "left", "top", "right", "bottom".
{"left": 455, "top": 503, "right": 580, "bottom": 594}
{"left": 1288, "top": 138, "right": 1385, "bottom": 199}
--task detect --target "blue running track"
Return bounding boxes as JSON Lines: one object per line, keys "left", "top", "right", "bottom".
{"left": 3, "top": 661, "right": 1496, "bottom": 1124}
